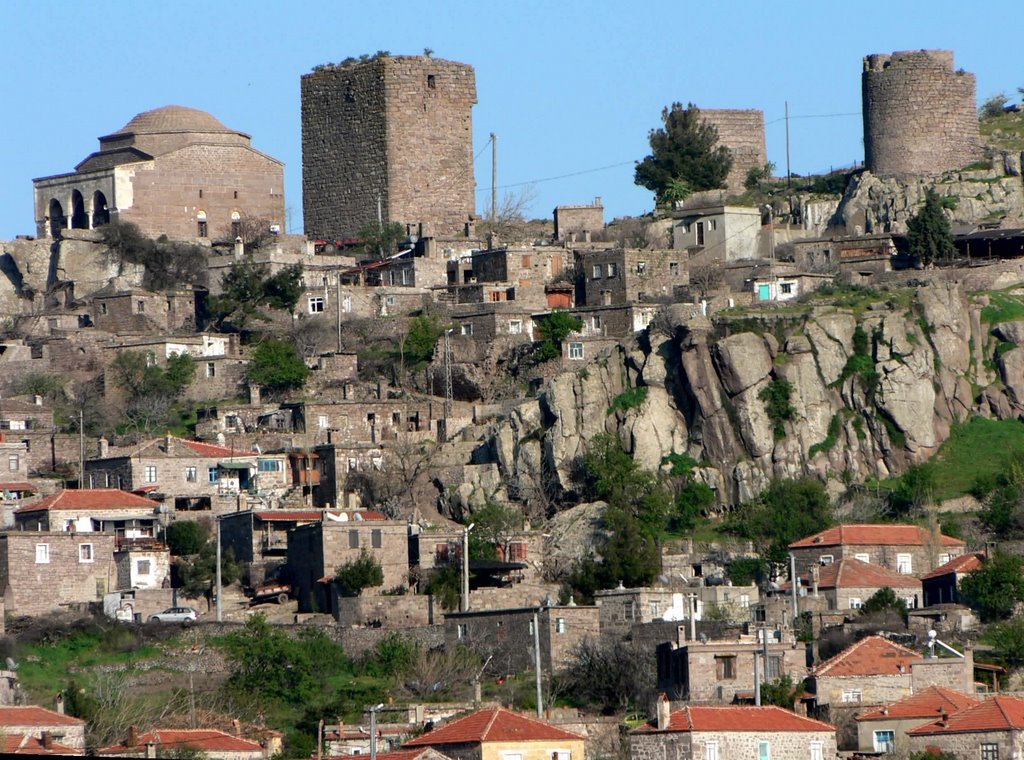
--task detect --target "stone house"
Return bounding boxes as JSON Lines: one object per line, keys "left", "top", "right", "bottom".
{"left": 83, "top": 435, "right": 256, "bottom": 514}
{"left": 672, "top": 206, "right": 764, "bottom": 262}
{"left": 449, "top": 303, "right": 535, "bottom": 343}
{"left": 313, "top": 442, "right": 386, "bottom": 509}
{"left": 921, "top": 551, "right": 984, "bottom": 607}
{"left": 0, "top": 531, "right": 117, "bottom": 615}
{"left": 0, "top": 438, "right": 30, "bottom": 484}
{"left": 0, "top": 705, "right": 87, "bottom": 752}
{"left": 0, "top": 398, "right": 55, "bottom": 432}
{"left": 791, "top": 557, "right": 923, "bottom": 612}
{"left": 282, "top": 399, "right": 439, "bottom": 446}
{"left": 114, "top": 540, "right": 171, "bottom": 590}
{"left": 33, "top": 104, "right": 285, "bottom": 242}
{"left": 595, "top": 585, "right": 759, "bottom": 638}
{"left": 788, "top": 524, "right": 966, "bottom": 578}
{"left": 219, "top": 509, "right": 329, "bottom": 583}
{"left": 656, "top": 630, "right": 807, "bottom": 703}
{"left": 907, "top": 695, "right": 1024, "bottom": 759}
{"left": 91, "top": 286, "right": 203, "bottom": 335}
{"left": 791, "top": 233, "right": 896, "bottom": 275}
{"left": 443, "top": 604, "right": 599, "bottom": 673}
{"left": 13, "top": 488, "right": 163, "bottom": 539}
{"left": 286, "top": 513, "right": 408, "bottom": 612}
{"left": 629, "top": 699, "right": 836, "bottom": 760}
{"left": 1, "top": 733, "right": 83, "bottom": 754}
{"left": 402, "top": 706, "right": 586, "bottom": 760}
{"left": 565, "top": 304, "right": 660, "bottom": 341}
{"left": 98, "top": 727, "right": 267, "bottom": 760}
{"left": 855, "top": 685, "right": 979, "bottom": 756}
{"left": 579, "top": 249, "right": 688, "bottom": 306}
{"left": 554, "top": 198, "right": 604, "bottom": 241}
{"left": 468, "top": 247, "right": 574, "bottom": 311}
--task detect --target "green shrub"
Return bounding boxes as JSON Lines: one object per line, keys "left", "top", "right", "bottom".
{"left": 758, "top": 378, "right": 796, "bottom": 440}
{"left": 808, "top": 414, "right": 843, "bottom": 458}
{"left": 335, "top": 550, "right": 385, "bottom": 596}
{"left": 609, "top": 386, "right": 648, "bottom": 414}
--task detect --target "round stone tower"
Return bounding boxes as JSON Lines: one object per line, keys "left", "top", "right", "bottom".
{"left": 862, "top": 49, "right": 981, "bottom": 177}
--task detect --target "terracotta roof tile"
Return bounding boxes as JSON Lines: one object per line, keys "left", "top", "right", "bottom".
{"left": 908, "top": 696, "right": 1024, "bottom": 735}
{"left": 920, "top": 552, "right": 985, "bottom": 580}
{"left": 633, "top": 706, "right": 835, "bottom": 733}
{"left": 14, "top": 489, "right": 161, "bottom": 514}
{"left": 2, "top": 735, "right": 79, "bottom": 755}
{"left": 812, "top": 635, "right": 922, "bottom": 678}
{"left": 0, "top": 706, "right": 86, "bottom": 727}
{"left": 790, "top": 524, "right": 965, "bottom": 549}
{"left": 403, "top": 708, "right": 583, "bottom": 746}
{"left": 856, "top": 686, "right": 980, "bottom": 721}
{"left": 99, "top": 728, "right": 262, "bottom": 753}
{"left": 806, "top": 558, "right": 922, "bottom": 590}
{"left": 254, "top": 510, "right": 387, "bottom": 522}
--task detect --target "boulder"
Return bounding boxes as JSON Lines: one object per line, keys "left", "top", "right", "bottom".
{"left": 712, "top": 332, "right": 773, "bottom": 396}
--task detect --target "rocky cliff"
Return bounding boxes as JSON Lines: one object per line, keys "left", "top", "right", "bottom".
{"left": 446, "top": 280, "right": 1024, "bottom": 515}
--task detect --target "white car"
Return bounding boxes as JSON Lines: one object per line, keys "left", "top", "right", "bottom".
{"left": 148, "top": 606, "right": 198, "bottom": 624}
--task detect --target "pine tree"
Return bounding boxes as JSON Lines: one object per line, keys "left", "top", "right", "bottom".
{"left": 634, "top": 103, "right": 733, "bottom": 206}
{"left": 907, "top": 188, "right": 955, "bottom": 266}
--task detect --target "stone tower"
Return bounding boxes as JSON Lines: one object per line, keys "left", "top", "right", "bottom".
{"left": 700, "top": 109, "right": 768, "bottom": 195}
{"left": 862, "top": 50, "right": 981, "bottom": 177}
{"left": 301, "top": 55, "right": 477, "bottom": 241}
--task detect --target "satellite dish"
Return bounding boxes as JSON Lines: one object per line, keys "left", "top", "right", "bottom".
{"left": 6, "top": 657, "right": 18, "bottom": 670}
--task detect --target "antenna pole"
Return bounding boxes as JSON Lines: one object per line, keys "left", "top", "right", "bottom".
{"left": 785, "top": 101, "right": 791, "bottom": 189}
{"left": 490, "top": 133, "right": 498, "bottom": 226}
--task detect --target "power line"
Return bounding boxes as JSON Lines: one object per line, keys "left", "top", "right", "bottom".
{"left": 474, "top": 159, "right": 635, "bottom": 195}
{"left": 766, "top": 111, "right": 862, "bottom": 126}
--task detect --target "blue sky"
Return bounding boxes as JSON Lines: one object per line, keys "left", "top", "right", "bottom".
{"left": 1, "top": 0, "right": 1019, "bottom": 240}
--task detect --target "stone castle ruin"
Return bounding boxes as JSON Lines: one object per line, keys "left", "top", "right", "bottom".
{"left": 862, "top": 49, "right": 982, "bottom": 177}
{"left": 32, "top": 105, "right": 285, "bottom": 242}
{"left": 700, "top": 109, "right": 768, "bottom": 195}
{"left": 301, "top": 55, "right": 478, "bottom": 242}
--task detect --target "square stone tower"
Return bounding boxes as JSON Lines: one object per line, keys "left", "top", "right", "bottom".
{"left": 301, "top": 55, "right": 477, "bottom": 242}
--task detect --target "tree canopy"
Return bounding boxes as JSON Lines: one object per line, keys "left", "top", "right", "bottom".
{"left": 246, "top": 338, "right": 310, "bottom": 395}
{"left": 536, "top": 311, "right": 583, "bottom": 362}
{"left": 959, "top": 551, "right": 1024, "bottom": 622}
{"left": 634, "top": 103, "right": 733, "bottom": 206}
{"left": 358, "top": 221, "right": 407, "bottom": 260}
{"left": 335, "top": 550, "right": 385, "bottom": 596}
{"left": 725, "top": 477, "right": 833, "bottom": 564}
{"left": 208, "top": 258, "right": 303, "bottom": 330}
{"left": 907, "top": 188, "right": 955, "bottom": 266}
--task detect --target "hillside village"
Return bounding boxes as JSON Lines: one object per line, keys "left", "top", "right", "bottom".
{"left": 0, "top": 47, "right": 1023, "bottom": 759}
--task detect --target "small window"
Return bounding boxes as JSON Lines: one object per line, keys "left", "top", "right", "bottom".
{"left": 457, "top": 623, "right": 468, "bottom": 639}
{"left": 854, "top": 553, "right": 870, "bottom": 563}
{"left": 460, "top": 323, "right": 473, "bottom": 336}
{"left": 100, "top": 302, "right": 108, "bottom": 315}
{"left": 372, "top": 529, "right": 382, "bottom": 549}
{"left": 137, "top": 300, "right": 145, "bottom": 313}
{"left": 607, "top": 263, "right": 618, "bottom": 278}
{"left": 705, "top": 741, "right": 719, "bottom": 760}
{"left": 981, "top": 743, "right": 999, "bottom": 760}
{"left": 348, "top": 530, "right": 359, "bottom": 549}
{"left": 696, "top": 221, "right": 705, "bottom": 246}
{"left": 809, "top": 742, "right": 823, "bottom": 760}
{"left": 392, "top": 412, "right": 401, "bottom": 425}
{"left": 849, "top": 597, "right": 863, "bottom": 609}
{"left": 137, "top": 559, "right": 151, "bottom": 576}
{"left": 820, "top": 554, "right": 834, "bottom": 565}
{"left": 555, "top": 617, "right": 567, "bottom": 634}
{"left": 592, "top": 315, "right": 602, "bottom": 330}
{"left": 318, "top": 414, "right": 329, "bottom": 429}
{"left": 841, "top": 689, "right": 862, "bottom": 703}
{"left": 568, "top": 342, "right": 584, "bottom": 360}
{"left": 79, "top": 543, "right": 94, "bottom": 563}
{"left": 342, "top": 295, "right": 352, "bottom": 313}
{"left": 427, "top": 74, "right": 436, "bottom": 89}
{"left": 258, "top": 460, "right": 282, "bottom": 472}
{"left": 591, "top": 264, "right": 603, "bottom": 279}
{"left": 308, "top": 296, "right": 325, "bottom": 313}
{"left": 185, "top": 466, "right": 197, "bottom": 482}
{"left": 766, "top": 655, "right": 782, "bottom": 679}
{"left": 669, "top": 262, "right": 679, "bottom": 275}
{"left": 780, "top": 282, "right": 793, "bottom": 295}
{"left": 208, "top": 467, "right": 219, "bottom": 483}
{"left": 509, "top": 319, "right": 522, "bottom": 334}
{"left": 649, "top": 602, "right": 659, "bottom": 616}
{"left": 896, "top": 553, "right": 913, "bottom": 574}
{"left": 197, "top": 210, "right": 207, "bottom": 238}
{"left": 8, "top": 455, "right": 18, "bottom": 472}
{"left": 233, "top": 190, "right": 239, "bottom": 199}
{"left": 206, "top": 362, "right": 216, "bottom": 378}
{"left": 636, "top": 262, "right": 646, "bottom": 274}
{"left": 144, "top": 465, "right": 157, "bottom": 483}
{"left": 757, "top": 741, "right": 770, "bottom": 760}
{"left": 385, "top": 295, "right": 395, "bottom": 306}
{"left": 35, "top": 544, "right": 50, "bottom": 564}
{"left": 715, "top": 655, "right": 737, "bottom": 680}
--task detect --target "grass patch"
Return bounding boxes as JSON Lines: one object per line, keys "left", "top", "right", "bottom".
{"left": 980, "top": 110, "right": 1024, "bottom": 152}
{"left": 981, "top": 292, "right": 1024, "bottom": 324}
{"left": 928, "top": 417, "right": 1024, "bottom": 501}
{"left": 608, "top": 386, "right": 648, "bottom": 414}
{"left": 808, "top": 413, "right": 843, "bottom": 458}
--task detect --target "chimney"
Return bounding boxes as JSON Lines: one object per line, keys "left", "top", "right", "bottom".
{"left": 232, "top": 719, "right": 241, "bottom": 736}
{"left": 41, "top": 732, "right": 53, "bottom": 749}
{"left": 234, "top": 238, "right": 245, "bottom": 259}
{"left": 164, "top": 434, "right": 172, "bottom": 452}
{"left": 145, "top": 741, "right": 157, "bottom": 760}
{"left": 656, "top": 693, "right": 671, "bottom": 730}
{"left": 98, "top": 438, "right": 109, "bottom": 459}
{"left": 248, "top": 384, "right": 261, "bottom": 406}
{"left": 127, "top": 726, "right": 138, "bottom": 748}
{"left": 34, "top": 394, "right": 42, "bottom": 406}
{"left": 54, "top": 692, "right": 65, "bottom": 715}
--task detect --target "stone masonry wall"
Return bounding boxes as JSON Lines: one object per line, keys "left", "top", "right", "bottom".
{"left": 862, "top": 50, "right": 982, "bottom": 176}
{"left": 700, "top": 109, "right": 768, "bottom": 195}
{"left": 302, "top": 56, "right": 476, "bottom": 241}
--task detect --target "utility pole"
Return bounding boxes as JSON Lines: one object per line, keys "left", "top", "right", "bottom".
{"left": 533, "top": 610, "right": 543, "bottom": 718}
{"left": 336, "top": 273, "right": 343, "bottom": 353}
{"left": 78, "top": 410, "right": 84, "bottom": 489}
{"left": 215, "top": 516, "right": 223, "bottom": 622}
{"left": 785, "top": 101, "right": 792, "bottom": 189}
{"left": 790, "top": 553, "right": 799, "bottom": 620}
{"left": 461, "top": 524, "right": 474, "bottom": 612}
{"left": 443, "top": 329, "right": 454, "bottom": 420}
{"left": 369, "top": 704, "right": 384, "bottom": 760}
{"left": 490, "top": 132, "right": 498, "bottom": 226}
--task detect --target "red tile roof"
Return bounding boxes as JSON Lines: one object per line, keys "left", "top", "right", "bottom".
{"left": 0, "top": 482, "right": 36, "bottom": 493}
{"left": 856, "top": 686, "right": 980, "bottom": 721}
{"left": 808, "top": 558, "right": 922, "bottom": 590}
{"left": 0, "top": 706, "right": 85, "bottom": 727}
{"left": 2, "top": 735, "right": 79, "bottom": 755}
{"left": 253, "top": 509, "right": 386, "bottom": 522}
{"left": 812, "top": 635, "right": 922, "bottom": 678}
{"left": 920, "top": 552, "right": 985, "bottom": 580}
{"left": 790, "top": 524, "right": 965, "bottom": 549}
{"left": 908, "top": 696, "right": 1024, "bottom": 735}
{"left": 180, "top": 438, "right": 245, "bottom": 458}
{"left": 403, "top": 708, "right": 583, "bottom": 746}
{"left": 633, "top": 706, "right": 835, "bottom": 733}
{"left": 14, "top": 489, "right": 162, "bottom": 514}
{"left": 99, "top": 728, "right": 263, "bottom": 753}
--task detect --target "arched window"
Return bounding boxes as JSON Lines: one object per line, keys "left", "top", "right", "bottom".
{"left": 231, "top": 211, "right": 241, "bottom": 239}
{"left": 92, "top": 191, "right": 110, "bottom": 228}
{"left": 48, "top": 199, "right": 66, "bottom": 238}
{"left": 197, "top": 210, "right": 208, "bottom": 238}
{"left": 70, "top": 190, "right": 88, "bottom": 229}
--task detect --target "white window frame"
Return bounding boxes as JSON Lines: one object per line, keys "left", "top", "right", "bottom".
{"left": 849, "top": 597, "right": 863, "bottom": 609}
{"left": 841, "top": 688, "right": 862, "bottom": 703}
{"left": 809, "top": 741, "right": 823, "bottom": 760}
{"left": 591, "top": 264, "right": 602, "bottom": 279}
{"left": 460, "top": 323, "right": 473, "bottom": 336}
{"left": 896, "top": 553, "right": 913, "bottom": 574}
{"left": 819, "top": 554, "right": 834, "bottom": 565}
{"left": 144, "top": 465, "right": 157, "bottom": 483}
{"left": 509, "top": 319, "right": 523, "bottom": 335}
{"left": 758, "top": 740, "right": 770, "bottom": 760}
{"left": 872, "top": 730, "right": 895, "bottom": 753}
{"left": 568, "top": 342, "right": 584, "bottom": 360}
{"left": 854, "top": 553, "right": 870, "bottom": 563}
{"left": 981, "top": 743, "right": 999, "bottom": 760}
{"left": 206, "top": 362, "right": 216, "bottom": 378}
{"left": 552, "top": 751, "right": 571, "bottom": 760}
{"left": 342, "top": 294, "right": 352, "bottom": 313}
{"left": 457, "top": 623, "right": 468, "bottom": 639}
{"left": 704, "top": 740, "right": 719, "bottom": 760}
{"left": 185, "top": 466, "right": 197, "bottom": 482}
{"left": 308, "top": 296, "right": 325, "bottom": 314}
{"left": 318, "top": 414, "right": 329, "bottom": 429}
{"left": 35, "top": 544, "right": 50, "bottom": 564}
{"left": 7, "top": 454, "right": 18, "bottom": 472}
{"left": 79, "top": 543, "right": 94, "bottom": 563}
{"left": 636, "top": 261, "right": 646, "bottom": 274}
{"left": 607, "top": 262, "right": 618, "bottom": 278}
{"left": 555, "top": 617, "right": 567, "bottom": 634}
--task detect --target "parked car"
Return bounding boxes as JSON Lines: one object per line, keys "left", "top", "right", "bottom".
{"left": 148, "top": 606, "right": 198, "bottom": 624}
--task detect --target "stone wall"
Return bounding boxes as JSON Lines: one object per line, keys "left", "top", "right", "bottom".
{"left": 907, "top": 728, "right": 1017, "bottom": 759}
{"left": 302, "top": 56, "right": 477, "bottom": 241}
{"left": 700, "top": 109, "right": 768, "bottom": 195}
{"left": 862, "top": 50, "right": 981, "bottom": 176}
{"left": 554, "top": 200, "right": 604, "bottom": 241}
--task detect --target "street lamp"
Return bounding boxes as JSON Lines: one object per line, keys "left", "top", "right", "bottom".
{"left": 461, "top": 523, "right": 475, "bottom": 612}
{"left": 369, "top": 703, "right": 385, "bottom": 760}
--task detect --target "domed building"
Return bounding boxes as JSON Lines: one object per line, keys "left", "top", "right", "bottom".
{"left": 33, "top": 105, "right": 285, "bottom": 242}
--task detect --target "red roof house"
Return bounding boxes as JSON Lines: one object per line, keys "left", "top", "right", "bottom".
{"left": 854, "top": 685, "right": 981, "bottom": 755}
{"left": 789, "top": 524, "right": 965, "bottom": 577}
{"left": 13, "top": 488, "right": 162, "bottom": 537}
{"left": 921, "top": 552, "right": 985, "bottom": 607}
{"left": 795, "top": 557, "right": 923, "bottom": 612}
{"left": 0, "top": 706, "right": 86, "bottom": 751}
{"left": 403, "top": 707, "right": 585, "bottom": 760}
{"left": 907, "top": 695, "right": 1024, "bottom": 757}
{"left": 99, "top": 728, "right": 265, "bottom": 760}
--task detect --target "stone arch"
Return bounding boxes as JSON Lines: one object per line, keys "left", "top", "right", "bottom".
{"left": 48, "top": 198, "right": 66, "bottom": 238}
{"left": 70, "top": 190, "right": 88, "bottom": 229}
{"left": 230, "top": 210, "right": 241, "bottom": 239}
{"left": 197, "top": 210, "right": 208, "bottom": 238}
{"left": 92, "top": 191, "right": 110, "bottom": 228}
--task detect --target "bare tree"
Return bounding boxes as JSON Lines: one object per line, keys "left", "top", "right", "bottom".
{"left": 596, "top": 216, "right": 667, "bottom": 249}
{"left": 688, "top": 261, "right": 723, "bottom": 298}
{"left": 479, "top": 185, "right": 539, "bottom": 241}
{"left": 348, "top": 439, "right": 438, "bottom": 517}
{"left": 399, "top": 644, "right": 480, "bottom": 699}
{"left": 221, "top": 214, "right": 279, "bottom": 250}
